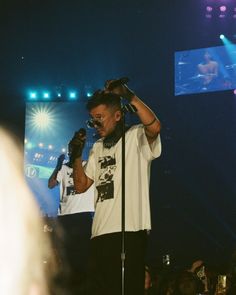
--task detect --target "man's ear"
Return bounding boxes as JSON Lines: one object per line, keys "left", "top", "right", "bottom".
{"left": 115, "top": 110, "right": 121, "bottom": 122}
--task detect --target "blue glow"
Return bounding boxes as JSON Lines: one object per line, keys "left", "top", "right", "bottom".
{"left": 87, "top": 92, "right": 92, "bottom": 97}
{"left": 43, "top": 92, "right": 50, "bottom": 99}
{"left": 220, "top": 34, "right": 225, "bottom": 40}
{"left": 69, "top": 92, "right": 77, "bottom": 100}
{"left": 29, "top": 92, "right": 37, "bottom": 99}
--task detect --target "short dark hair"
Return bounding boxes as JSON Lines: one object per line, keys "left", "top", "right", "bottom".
{"left": 86, "top": 90, "right": 122, "bottom": 111}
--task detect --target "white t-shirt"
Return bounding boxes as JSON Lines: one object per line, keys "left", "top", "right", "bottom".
{"left": 85, "top": 124, "right": 161, "bottom": 238}
{"left": 57, "top": 163, "right": 94, "bottom": 216}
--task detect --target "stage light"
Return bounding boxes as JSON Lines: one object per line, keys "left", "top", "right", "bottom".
{"left": 29, "top": 92, "right": 37, "bottom": 99}
{"left": 218, "top": 5, "right": 227, "bottom": 18}
{"left": 206, "top": 6, "right": 213, "bottom": 12}
{"left": 62, "top": 148, "right": 66, "bottom": 153}
{"left": 27, "top": 104, "right": 59, "bottom": 137}
{"left": 48, "top": 145, "right": 53, "bottom": 150}
{"left": 220, "top": 34, "right": 225, "bottom": 40}
{"left": 219, "top": 6, "right": 227, "bottom": 12}
{"left": 31, "top": 108, "right": 53, "bottom": 131}
{"left": 43, "top": 92, "right": 50, "bottom": 99}
{"left": 70, "top": 92, "right": 76, "bottom": 98}
{"left": 86, "top": 92, "right": 92, "bottom": 97}
{"left": 69, "top": 92, "right": 77, "bottom": 100}
{"left": 35, "top": 112, "right": 51, "bottom": 128}
{"left": 57, "top": 93, "right": 62, "bottom": 98}
{"left": 38, "top": 142, "right": 44, "bottom": 148}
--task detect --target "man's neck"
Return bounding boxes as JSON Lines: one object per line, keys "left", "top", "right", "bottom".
{"left": 103, "top": 122, "right": 130, "bottom": 149}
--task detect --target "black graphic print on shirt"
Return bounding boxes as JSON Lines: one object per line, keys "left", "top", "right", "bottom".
{"left": 63, "top": 171, "right": 77, "bottom": 201}
{"left": 96, "top": 155, "right": 116, "bottom": 202}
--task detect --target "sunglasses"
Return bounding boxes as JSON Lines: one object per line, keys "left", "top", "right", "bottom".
{"left": 86, "top": 117, "right": 104, "bottom": 128}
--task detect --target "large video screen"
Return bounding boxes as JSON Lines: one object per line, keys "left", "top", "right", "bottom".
{"left": 24, "top": 101, "right": 95, "bottom": 216}
{"left": 175, "top": 45, "right": 236, "bottom": 96}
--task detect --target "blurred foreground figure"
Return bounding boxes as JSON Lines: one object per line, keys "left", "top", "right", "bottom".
{"left": 0, "top": 127, "right": 56, "bottom": 295}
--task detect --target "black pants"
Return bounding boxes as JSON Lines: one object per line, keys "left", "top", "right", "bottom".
{"left": 87, "top": 230, "right": 148, "bottom": 295}
{"left": 47, "top": 213, "right": 93, "bottom": 294}
{"left": 57, "top": 213, "right": 93, "bottom": 272}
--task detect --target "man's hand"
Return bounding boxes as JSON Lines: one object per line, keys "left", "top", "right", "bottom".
{"left": 48, "top": 154, "right": 65, "bottom": 188}
{"left": 104, "top": 78, "right": 135, "bottom": 101}
{"left": 69, "top": 128, "right": 86, "bottom": 162}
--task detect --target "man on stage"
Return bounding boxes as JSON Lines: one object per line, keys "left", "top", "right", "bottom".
{"left": 71, "top": 79, "right": 161, "bottom": 295}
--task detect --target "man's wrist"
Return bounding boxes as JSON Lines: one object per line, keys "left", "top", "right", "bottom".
{"left": 143, "top": 118, "right": 157, "bottom": 127}
{"left": 125, "top": 88, "right": 136, "bottom": 101}
{"left": 73, "top": 157, "right": 82, "bottom": 165}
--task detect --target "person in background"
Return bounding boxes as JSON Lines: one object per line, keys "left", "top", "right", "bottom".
{"left": 145, "top": 265, "right": 156, "bottom": 295}
{"left": 48, "top": 131, "right": 94, "bottom": 294}
{"left": 48, "top": 130, "right": 94, "bottom": 217}
{"left": 197, "top": 51, "right": 219, "bottom": 91}
{"left": 173, "top": 271, "right": 200, "bottom": 295}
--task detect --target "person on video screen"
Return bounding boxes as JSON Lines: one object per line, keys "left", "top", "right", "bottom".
{"left": 197, "top": 51, "right": 219, "bottom": 91}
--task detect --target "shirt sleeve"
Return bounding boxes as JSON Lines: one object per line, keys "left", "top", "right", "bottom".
{"left": 84, "top": 146, "right": 96, "bottom": 181}
{"left": 136, "top": 125, "right": 162, "bottom": 161}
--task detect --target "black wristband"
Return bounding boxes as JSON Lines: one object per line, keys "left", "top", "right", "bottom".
{"left": 143, "top": 118, "right": 157, "bottom": 127}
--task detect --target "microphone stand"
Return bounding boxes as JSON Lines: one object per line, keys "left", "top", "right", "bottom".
{"left": 120, "top": 102, "right": 137, "bottom": 295}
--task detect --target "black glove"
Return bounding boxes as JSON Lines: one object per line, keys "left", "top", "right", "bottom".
{"left": 68, "top": 128, "right": 86, "bottom": 162}
{"left": 104, "top": 78, "right": 135, "bottom": 101}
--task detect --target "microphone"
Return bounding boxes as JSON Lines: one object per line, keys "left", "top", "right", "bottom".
{"left": 75, "top": 128, "right": 86, "bottom": 138}
{"left": 68, "top": 128, "right": 87, "bottom": 159}
{"left": 106, "top": 77, "right": 130, "bottom": 91}
{"left": 77, "top": 128, "right": 86, "bottom": 136}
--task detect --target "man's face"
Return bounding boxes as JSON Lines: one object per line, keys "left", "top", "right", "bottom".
{"left": 89, "top": 104, "right": 121, "bottom": 138}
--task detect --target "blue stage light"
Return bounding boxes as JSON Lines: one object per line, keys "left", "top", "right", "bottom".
{"left": 29, "top": 92, "right": 37, "bottom": 99}
{"left": 43, "top": 92, "right": 50, "bottom": 99}
{"left": 69, "top": 92, "right": 77, "bottom": 100}
{"left": 87, "top": 92, "right": 92, "bottom": 97}
{"left": 220, "top": 34, "right": 225, "bottom": 40}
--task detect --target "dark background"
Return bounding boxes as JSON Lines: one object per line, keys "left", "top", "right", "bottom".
{"left": 0, "top": 0, "right": 235, "bottom": 269}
